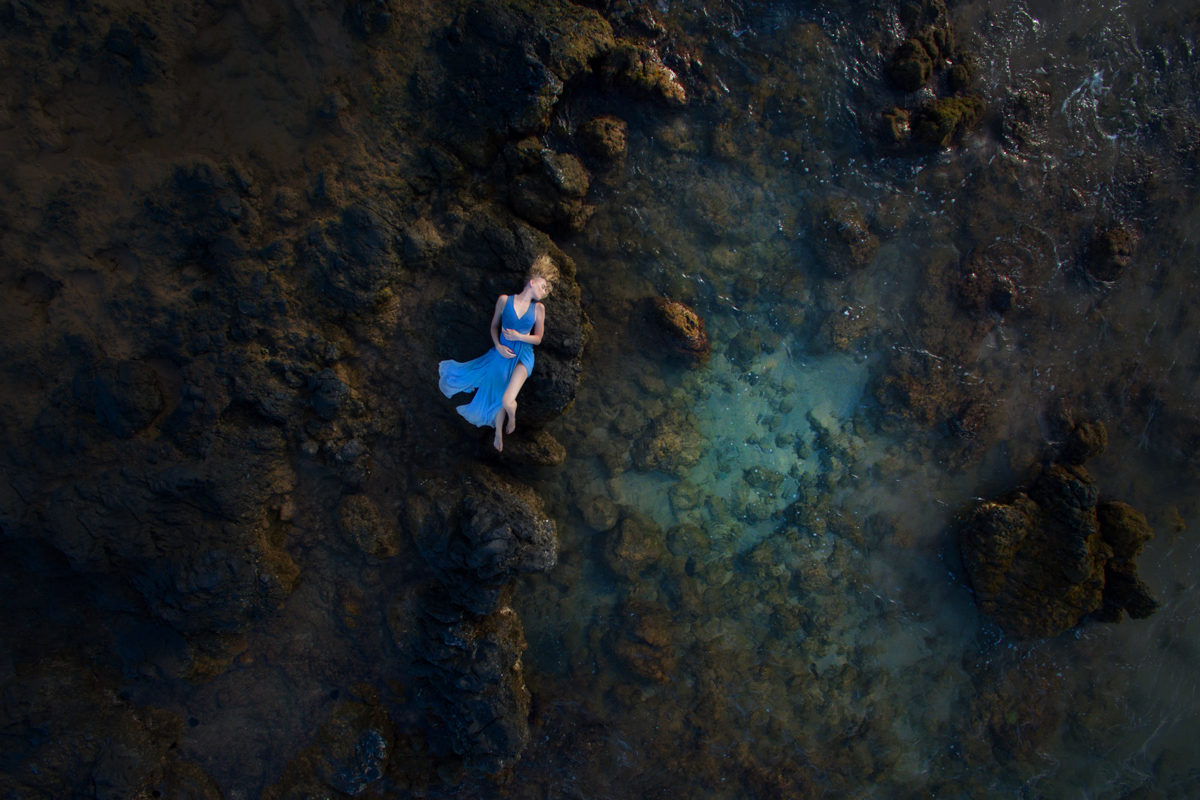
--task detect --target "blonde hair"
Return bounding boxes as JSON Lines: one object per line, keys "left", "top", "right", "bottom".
{"left": 527, "top": 254, "right": 559, "bottom": 295}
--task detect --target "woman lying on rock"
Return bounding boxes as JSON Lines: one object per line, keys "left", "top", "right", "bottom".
{"left": 438, "top": 255, "right": 557, "bottom": 452}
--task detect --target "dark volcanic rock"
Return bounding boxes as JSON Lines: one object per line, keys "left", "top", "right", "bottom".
{"left": 887, "top": 39, "right": 934, "bottom": 92}
{"left": 304, "top": 203, "right": 402, "bottom": 311}
{"left": 309, "top": 368, "right": 350, "bottom": 420}
{"left": 507, "top": 140, "right": 595, "bottom": 232}
{"left": 398, "top": 588, "right": 531, "bottom": 774}
{"left": 604, "top": 598, "right": 677, "bottom": 683}
{"left": 959, "top": 463, "right": 1111, "bottom": 639}
{"left": 261, "top": 690, "right": 396, "bottom": 798}
{"left": 337, "top": 493, "right": 400, "bottom": 558}
{"left": 809, "top": 196, "right": 880, "bottom": 278}
{"left": 650, "top": 298, "right": 710, "bottom": 366}
{"left": 600, "top": 42, "right": 688, "bottom": 106}
{"left": 0, "top": 657, "right": 211, "bottom": 799}
{"left": 912, "top": 96, "right": 986, "bottom": 148}
{"left": 959, "top": 431, "right": 1160, "bottom": 638}
{"left": 78, "top": 359, "right": 164, "bottom": 438}
{"left": 578, "top": 114, "right": 628, "bottom": 163}
{"left": 1085, "top": 225, "right": 1138, "bottom": 283}
{"left": 408, "top": 468, "right": 557, "bottom": 616}
{"left": 603, "top": 512, "right": 665, "bottom": 580}
{"left": 1096, "top": 502, "right": 1161, "bottom": 620}
{"left": 487, "top": 428, "right": 567, "bottom": 466}
{"left": 433, "top": 0, "right": 615, "bottom": 165}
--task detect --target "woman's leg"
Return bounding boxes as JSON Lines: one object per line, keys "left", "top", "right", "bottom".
{"left": 501, "top": 364, "right": 529, "bottom": 435}
{"left": 492, "top": 407, "right": 506, "bottom": 452}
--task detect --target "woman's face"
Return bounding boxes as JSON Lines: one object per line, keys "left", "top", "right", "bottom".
{"left": 529, "top": 277, "right": 550, "bottom": 300}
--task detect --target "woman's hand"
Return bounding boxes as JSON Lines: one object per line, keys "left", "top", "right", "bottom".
{"left": 496, "top": 342, "right": 516, "bottom": 358}
{"left": 502, "top": 328, "right": 527, "bottom": 343}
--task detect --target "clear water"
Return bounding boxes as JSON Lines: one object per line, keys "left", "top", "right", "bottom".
{"left": 510, "top": 0, "right": 1200, "bottom": 796}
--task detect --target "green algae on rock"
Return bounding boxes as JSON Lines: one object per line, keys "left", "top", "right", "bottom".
{"left": 911, "top": 95, "right": 987, "bottom": 148}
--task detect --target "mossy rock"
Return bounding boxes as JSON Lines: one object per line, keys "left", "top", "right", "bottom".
{"left": 887, "top": 39, "right": 933, "bottom": 92}
{"left": 912, "top": 96, "right": 986, "bottom": 147}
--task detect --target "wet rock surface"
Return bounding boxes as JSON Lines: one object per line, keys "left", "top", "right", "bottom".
{"left": 408, "top": 468, "right": 557, "bottom": 617}
{"left": 959, "top": 423, "right": 1160, "bottom": 638}
{"left": 649, "top": 297, "right": 711, "bottom": 366}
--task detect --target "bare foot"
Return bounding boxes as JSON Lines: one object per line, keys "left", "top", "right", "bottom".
{"left": 503, "top": 400, "right": 517, "bottom": 434}
{"left": 494, "top": 427, "right": 503, "bottom": 452}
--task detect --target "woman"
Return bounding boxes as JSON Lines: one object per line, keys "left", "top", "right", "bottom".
{"left": 438, "top": 255, "right": 558, "bottom": 452}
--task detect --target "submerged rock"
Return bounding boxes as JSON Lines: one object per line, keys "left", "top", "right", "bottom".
{"left": 578, "top": 114, "right": 629, "bottom": 163}
{"left": 809, "top": 196, "right": 880, "bottom": 278}
{"left": 603, "top": 512, "right": 665, "bottom": 580}
{"left": 887, "top": 39, "right": 934, "bottom": 92}
{"left": 604, "top": 598, "right": 677, "bottom": 683}
{"left": 408, "top": 468, "right": 557, "bottom": 616}
{"left": 398, "top": 588, "right": 531, "bottom": 774}
{"left": 1085, "top": 225, "right": 1138, "bottom": 283}
{"left": 650, "top": 298, "right": 710, "bottom": 366}
{"left": 1096, "top": 502, "right": 1160, "bottom": 621}
{"left": 911, "top": 96, "right": 986, "bottom": 148}
{"left": 959, "top": 427, "right": 1160, "bottom": 638}
{"left": 508, "top": 141, "right": 595, "bottom": 232}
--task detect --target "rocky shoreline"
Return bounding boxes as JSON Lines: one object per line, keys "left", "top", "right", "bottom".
{"left": 2, "top": 0, "right": 1198, "bottom": 798}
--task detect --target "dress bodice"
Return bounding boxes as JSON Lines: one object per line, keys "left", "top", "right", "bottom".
{"left": 502, "top": 294, "right": 537, "bottom": 337}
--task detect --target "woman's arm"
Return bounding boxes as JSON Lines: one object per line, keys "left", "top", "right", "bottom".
{"left": 504, "top": 304, "right": 545, "bottom": 345}
{"left": 492, "top": 296, "right": 516, "bottom": 358}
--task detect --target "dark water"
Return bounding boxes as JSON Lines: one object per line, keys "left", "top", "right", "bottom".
{"left": 507, "top": 0, "right": 1200, "bottom": 797}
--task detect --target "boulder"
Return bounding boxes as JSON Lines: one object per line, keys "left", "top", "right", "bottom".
{"left": 959, "top": 464, "right": 1110, "bottom": 639}
{"left": 1096, "top": 502, "right": 1160, "bottom": 620}
{"left": 403, "top": 588, "right": 531, "bottom": 774}
{"left": 604, "top": 598, "right": 677, "bottom": 683}
{"left": 911, "top": 96, "right": 986, "bottom": 148}
{"left": 809, "top": 197, "right": 880, "bottom": 278}
{"left": 959, "top": 440, "right": 1161, "bottom": 638}
{"left": 578, "top": 114, "right": 628, "bottom": 163}
{"left": 887, "top": 39, "right": 933, "bottom": 92}
{"left": 1086, "top": 225, "right": 1138, "bottom": 283}
{"left": 601, "top": 42, "right": 687, "bottom": 106}
{"left": 408, "top": 468, "right": 557, "bottom": 615}
{"left": 508, "top": 144, "right": 595, "bottom": 232}
{"left": 650, "top": 298, "right": 710, "bottom": 366}
{"left": 603, "top": 512, "right": 665, "bottom": 579}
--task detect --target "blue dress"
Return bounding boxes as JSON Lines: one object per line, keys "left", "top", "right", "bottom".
{"left": 438, "top": 295, "right": 537, "bottom": 428}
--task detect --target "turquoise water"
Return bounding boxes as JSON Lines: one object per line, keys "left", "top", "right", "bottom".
{"left": 511, "top": 0, "right": 1200, "bottom": 796}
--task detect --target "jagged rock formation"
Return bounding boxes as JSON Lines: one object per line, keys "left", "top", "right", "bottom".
{"left": 959, "top": 422, "right": 1160, "bottom": 638}
{"left": 408, "top": 467, "right": 557, "bottom": 617}
{"left": 390, "top": 586, "right": 532, "bottom": 775}
{"left": 261, "top": 689, "right": 396, "bottom": 799}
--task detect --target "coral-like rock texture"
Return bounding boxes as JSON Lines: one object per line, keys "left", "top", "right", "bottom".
{"left": 651, "top": 297, "right": 711, "bottom": 366}
{"left": 959, "top": 423, "right": 1160, "bottom": 638}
